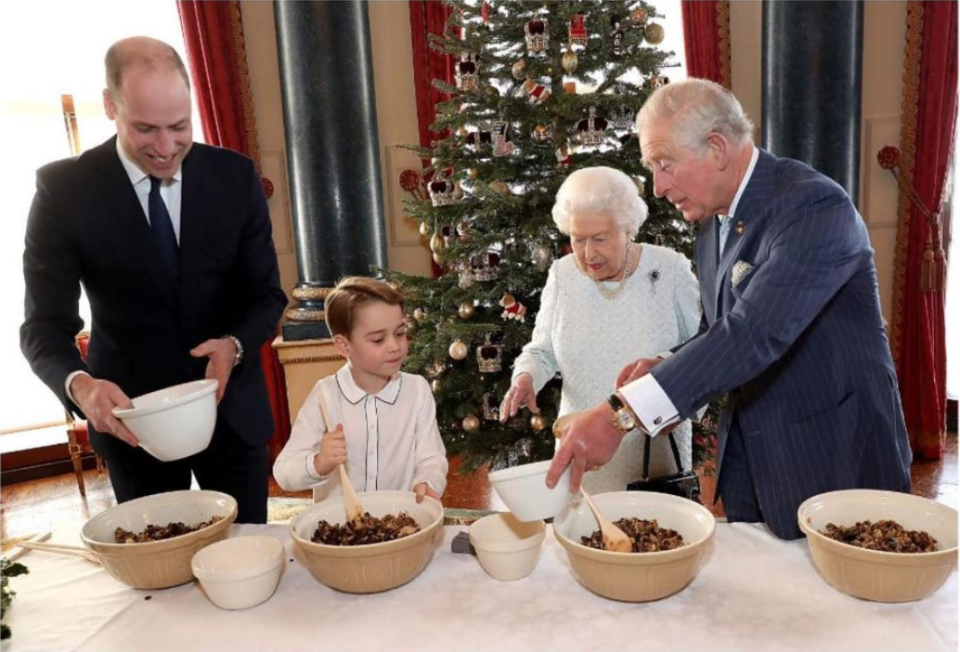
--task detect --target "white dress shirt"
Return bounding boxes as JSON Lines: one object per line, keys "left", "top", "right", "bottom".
{"left": 621, "top": 146, "right": 759, "bottom": 436}
{"left": 64, "top": 142, "right": 184, "bottom": 402}
{"left": 273, "top": 363, "right": 449, "bottom": 503}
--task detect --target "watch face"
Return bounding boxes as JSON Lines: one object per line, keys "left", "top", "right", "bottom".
{"left": 615, "top": 410, "right": 636, "bottom": 431}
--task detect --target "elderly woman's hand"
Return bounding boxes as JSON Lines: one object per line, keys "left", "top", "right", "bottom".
{"left": 499, "top": 373, "right": 539, "bottom": 423}
{"left": 615, "top": 357, "right": 663, "bottom": 390}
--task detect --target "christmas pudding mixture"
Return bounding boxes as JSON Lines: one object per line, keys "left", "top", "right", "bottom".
{"left": 581, "top": 518, "right": 685, "bottom": 552}
{"left": 114, "top": 515, "right": 224, "bottom": 544}
{"left": 312, "top": 512, "right": 420, "bottom": 545}
{"left": 819, "top": 520, "right": 938, "bottom": 553}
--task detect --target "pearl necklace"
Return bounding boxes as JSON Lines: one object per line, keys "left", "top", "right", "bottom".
{"left": 592, "top": 245, "right": 636, "bottom": 300}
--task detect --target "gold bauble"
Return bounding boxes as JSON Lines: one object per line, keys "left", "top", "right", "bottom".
{"left": 458, "top": 302, "right": 475, "bottom": 319}
{"left": 511, "top": 59, "right": 527, "bottom": 80}
{"left": 462, "top": 414, "right": 480, "bottom": 431}
{"left": 458, "top": 126, "right": 470, "bottom": 138}
{"left": 429, "top": 232, "right": 445, "bottom": 254}
{"left": 489, "top": 180, "right": 511, "bottom": 196}
{"left": 433, "top": 251, "right": 444, "bottom": 265}
{"left": 413, "top": 307, "right": 426, "bottom": 322}
{"left": 644, "top": 22, "right": 665, "bottom": 45}
{"left": 419, "top": 221, "right": 431, "bottom": 236}
{"left": 452, "top": 183, "right": 464, "bottom": 200}
{"left": 467, "top": 168, "right": 479, "bottom": 180}
{"left": 631, "top": 7, "right": 649, "bottom": 26}
{"left": 449, "top": 339, "right": 469, "bottom": 360}
{"left": 431, "top": 379, "right": 441, "bottom": 393}
{"left": 530, "top": 414, "right": 547, "bottom": 431}
{"left": 562, "top": 46, "right": 579, "bottom": 74}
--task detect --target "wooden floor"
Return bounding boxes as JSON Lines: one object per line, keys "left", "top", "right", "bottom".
{"left": 2, "top": 433, "right": 956, "bottom": 542}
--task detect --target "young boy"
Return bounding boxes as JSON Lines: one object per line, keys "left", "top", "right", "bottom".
{"left": 273, "top": 276, "right": 448, "bottom": 503}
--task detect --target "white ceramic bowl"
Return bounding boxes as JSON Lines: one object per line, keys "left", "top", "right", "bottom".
{"left": 113, "top": 379, "right": 218, "bottom": 461}
{"left": 81, "top": 490, "right": 238, "bottom": 589}
{"left": 470, "top": 512, "right": 546, "bottom": 581}
{"left": 192, "top": 536, "right": 285, "bottom": 610}
{"left": 290, "top": 491, "right": 444, "bottom": 593}
{"left": 553, "top": 491, "right": 716, "bottom": 602}
{"left": 798, "top": 489, "right": 958, "bottom": 602}
{"left": 488, "top": 460, "right": 573, "bottom": 522}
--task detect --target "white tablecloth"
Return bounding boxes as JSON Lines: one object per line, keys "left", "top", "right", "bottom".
{"left": 4, "top": 523, "right": 956, "bottom": 652}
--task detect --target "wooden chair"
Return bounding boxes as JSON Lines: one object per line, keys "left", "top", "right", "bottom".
{"left": 65, "top": 332, "right": 105, "bottom": 496}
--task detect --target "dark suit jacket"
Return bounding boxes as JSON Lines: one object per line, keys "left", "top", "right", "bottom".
{"left": 651, "top": 149, "right": 912, "bottom": 539}
{"left": 21, "top": 137, "right": 288, "bottom": 448}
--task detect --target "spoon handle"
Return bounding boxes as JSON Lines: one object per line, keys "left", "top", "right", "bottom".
{"left": 317, "top": 386, "right": 364, "bottom": 521}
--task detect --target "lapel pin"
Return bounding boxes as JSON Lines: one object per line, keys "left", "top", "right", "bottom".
{"left": 736, "top": 220, "right": 745, "bottom": 236}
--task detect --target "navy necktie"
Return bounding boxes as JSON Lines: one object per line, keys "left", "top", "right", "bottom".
{"left": 148, "top": 176, "right": 179, "bottom": 276}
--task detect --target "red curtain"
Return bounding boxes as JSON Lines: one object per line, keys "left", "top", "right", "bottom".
{"left": 409, "top": 1, "right": 455, "bottom": 149}
{"left": 890, "top": 1, "right": 957, "bottom": 460}
{"left": 178, "top": 1, "right": 292, "bottom": 461}
{"left": 409, "top": 1, "right": 456, "bottom": 277}
{"left": 681, "top": 1, "right": 731, "bottom": 88}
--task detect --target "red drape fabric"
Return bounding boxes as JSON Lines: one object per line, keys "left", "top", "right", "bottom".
{"left": 680, "top": 1, "right": 731, "bottom": 88}
{"left": 409, "top": 1, "right": 455, "bottom": 149}
{"left": 178, "top": 0, "right": 292, "bottom": 461}
{"left": 408, "top": 1, "right": 455, "bottom": 277}
{"left": 892, "top": 0, "right": 957, "bottom": 460}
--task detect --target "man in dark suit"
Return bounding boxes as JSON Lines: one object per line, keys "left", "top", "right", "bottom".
{"left": 21, "top": 37, "right": 288, "bottom": 523}
{"left": 547, "top": 79, "right": 912, "bottom": 540}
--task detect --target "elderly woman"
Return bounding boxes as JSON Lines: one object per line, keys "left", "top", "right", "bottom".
{"left": 500, "top": 166, "right": 700, "bottom": 494}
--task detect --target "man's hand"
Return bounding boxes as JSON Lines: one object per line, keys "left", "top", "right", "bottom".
{"left": 70, "top": 374, "right": 138, "bottom": 446}
{"left": 499, "top": 373, "right": 539, "bottom": 423}
{"left": 615, "top": 357, "right": 663, "bottom": 390}
{"left": 313, "top": 424, "right": 347, "bottom": 477}
{"left": 545, "top": 402, "right": 624, "bottom": 493}
{"left": 190, "top": 338, "right": 236, "bottom": 402}
{"left": 414, "top": 482, "right": 440, "bottom": 504}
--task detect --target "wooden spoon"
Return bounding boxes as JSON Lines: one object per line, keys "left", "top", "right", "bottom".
{"left": 317, "top": 389, "right": 364, "bottom": 523}
{"left": 14, "top": 540, "right": 101, "bottom": 564}
{"left": 580, "top": 487, "right": 633, "bottom": 553}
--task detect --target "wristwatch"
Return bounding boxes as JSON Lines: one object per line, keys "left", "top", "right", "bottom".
{"left": 607, "top": 393, "right": 638, "bottom": 433}
{"left": 221, "top": 335, "right": 244, "bottom": 368}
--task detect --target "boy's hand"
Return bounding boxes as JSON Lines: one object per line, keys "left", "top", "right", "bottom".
{"left": 313, "top": 424, "right": 347, "bottom": 477}
{"left": 414, "top": 483, "right": 440, "bottom": 504}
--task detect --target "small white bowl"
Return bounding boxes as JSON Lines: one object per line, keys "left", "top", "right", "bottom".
{"left": 113, "top": 379, "right": 218, "bottom": 461}
{"left": 192, "top": 536, "right": 285, "bottom": 610}
{"left": 488, "top": 460, "right": 573, "bottom": 522}
{"left": 470, "top": 512, "right": 546, "bottom": 581}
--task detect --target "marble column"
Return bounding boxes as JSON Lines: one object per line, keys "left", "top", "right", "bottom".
{"left": 274, "top": 0, "right": 388, "bottom": 340}
{"left": 761, "top": 1, "right": 863, "bottom": 206}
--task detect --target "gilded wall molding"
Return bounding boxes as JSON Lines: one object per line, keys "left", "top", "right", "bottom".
{"left": 717, "top": 1, "right": 732, "bottom": 90}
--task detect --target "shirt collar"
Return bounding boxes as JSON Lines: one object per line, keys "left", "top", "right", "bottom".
{"left": 335, "top": 362, "right": 402, "bottom": 405}
{"left": 724, "top": 145, "right": 759, "bottom": 220}
{"left": 115, "top": 139, "right": 183, "bottom": 187}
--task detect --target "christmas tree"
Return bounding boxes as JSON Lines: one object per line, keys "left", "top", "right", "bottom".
{"left": 386, "top": 0, "right": 716, "bottom": 473}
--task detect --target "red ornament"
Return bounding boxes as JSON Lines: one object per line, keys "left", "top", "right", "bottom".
{"left": 260, "top": 176, "right": 274, "bottom": 199}
{"left": 877, "top": 146, "right": 900, "bottom": 170}
{"left": 399, "top": 169, "right": 422, "bottom": 192}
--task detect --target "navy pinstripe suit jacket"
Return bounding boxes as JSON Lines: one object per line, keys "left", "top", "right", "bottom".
{"left": 650, "top": 149, "right": 912, "bottom": 539}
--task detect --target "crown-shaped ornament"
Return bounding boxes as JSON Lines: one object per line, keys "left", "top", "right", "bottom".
{"left": 569, "top": 14, "right": 587, "bottom": 46}
{"left": 455, "top": 53, "right": 479, "bottom": 92}
{"left": 470, "top": 251, "right": 501, "bottom": 282}
{"left": 576, "top": 106, "right": 608, "bottom": 148}
{"left": 429, "top": 175, "right": 456, "bottom": 207}
{"left": 610, "top": 103, "right": 636, "bottom": 131}
{"left": 476, "top": 334, "right": 503, "bottom": 373}
{"left": 524, "top": 18, "right": 549, "bottom": 54}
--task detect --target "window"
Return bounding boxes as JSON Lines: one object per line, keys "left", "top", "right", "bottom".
{"left": 0, "top": 1, "right": 202, "bottom": 432}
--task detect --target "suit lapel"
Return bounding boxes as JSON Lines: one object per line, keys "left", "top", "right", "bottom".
{"left": 714, "top": 149, "right": 777, "bottom": 316}
{"left": 92, "top": 138, "right": 178, "bottom": 308}
{"left": 178, "top": 147, "right": 207, "bottom": 329}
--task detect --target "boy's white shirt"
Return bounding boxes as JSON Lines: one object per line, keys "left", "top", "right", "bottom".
{"left": 272, "top": 362, "right": 449, "bottom": 503}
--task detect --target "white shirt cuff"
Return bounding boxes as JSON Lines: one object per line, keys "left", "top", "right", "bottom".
{"left": 619, "top": 373, "right": 680, "bottom": 437}
{"left": 655, "top": 350, "right": 673, "bottom": 360}
{"left": 64, "top": 370, "right": 90, "bottom": 406}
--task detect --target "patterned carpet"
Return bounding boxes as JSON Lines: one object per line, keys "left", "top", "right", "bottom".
{"left": 267, "top": 497, "right": 496, "bottom": 526}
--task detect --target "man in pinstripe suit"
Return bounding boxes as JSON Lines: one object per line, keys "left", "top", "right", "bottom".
{"left": 547, "top": 79, "right": 912, "bottom": 540}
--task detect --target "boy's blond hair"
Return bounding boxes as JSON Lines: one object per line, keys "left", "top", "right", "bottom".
{"left": 324, "top": 276, "right": 405, "bottom": 338}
